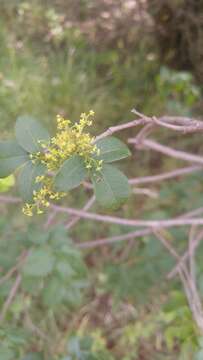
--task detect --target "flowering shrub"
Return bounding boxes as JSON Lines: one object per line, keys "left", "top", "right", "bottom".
{"left": 2, "top": 110, "right": 203, "bottom": 359}
{"left": 0, "top": 112, "right": 131, "bottom": 215}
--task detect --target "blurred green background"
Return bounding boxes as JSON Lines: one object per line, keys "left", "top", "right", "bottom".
{"left": 1, "top": 1, "right": 203, "bottom": 359}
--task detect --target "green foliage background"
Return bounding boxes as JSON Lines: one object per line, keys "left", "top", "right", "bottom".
{"left": 0, "top": 1, "right": 203, "bottom": 359}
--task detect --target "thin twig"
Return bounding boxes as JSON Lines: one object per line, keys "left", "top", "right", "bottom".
{"left": 153, "top": 229, "right": 203, "bottom": 332}
{"left": 189, "top": 225, "right": 198, "bottom": 283}
{"left": 78, "top": 229, "right": 151, "bottom": 248}
{"left": 65, "top": 195, "right": 95, "bottom": 229}
{"left": 131, "top": 109, "right": 203, "bottom": 133}
{"left": 132, "top": 187, "right": 159, "bottom": 198}
{"left": 129, "top": 166, "right": 203, "bottom": 185}
{"left": 1, "top": 192, "right": 203, "bottom": 229}
{"left": 44, "top": 210, "right": 57, "bottom": 229}
{"left": 152, "top": 117, "right": 203, "bottom": 133}
{"left": 94, "top": 118, "right": 145, "bottom": 142}
{"left": 25, "top": 310, "right": 50, "bottom": 342}
{"left": 77, "top": 208, "right": 203, "bottom": 249}
{"left": 168, "top": 228, "right": 203, "bottom": 279}
{"left": 134, "top": 123, "right": 155, "bottom": 147}
{"left": 83, "top": 165, "right": 203, "bottom": 190}
{"left": 129, "top": 138, "right": 203, "bottom": 165}
{"left": 0, "top": 274, "right": 21, "bottom": 323}
{"left": 0, "top": 250, "right": 28, "bottom": 286}
{"left": 51, "top": 204, "right": 203, "bottom": 228}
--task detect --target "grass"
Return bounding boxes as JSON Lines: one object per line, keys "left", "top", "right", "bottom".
{"left": 0, "top": 8, "right": 162, "bottom": 136}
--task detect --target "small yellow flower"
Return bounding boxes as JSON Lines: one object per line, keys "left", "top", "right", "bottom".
{"left": 37, "top": 208, "right": 44, "bottom": 215}
{"left": 35, "top": 176, "right": 45, "bottom": 183}
{"left": 22, "top": 204, "right": 33, "bottom": 217}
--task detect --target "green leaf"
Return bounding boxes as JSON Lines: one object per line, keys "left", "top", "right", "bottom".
{"left": 92, "top": 164, "right": 130, "bottom": 208}
{"left": 26, "top": 225, "right": 50, "bottom": 245}
{"left": 15, "top": 116, "right": 50, "bottom": 153}
{"left": 0, "top": 140, "right": 29, "bottom": 178}
{"left": 21, "top": 275, "right": 43, "bottom": 295}
{"left": 67, "top": 336, "right": 93, "bottom": 359}
{"left": 49, "top": 226, "right": 71, "bottom": 249}
{"left": 0, "top": 175, "right": 15, "bottom": 193}
{"left": 22, "top": 248, "right": 55, "bottom": 277}
{"left": 95, "top": 136, "right": 131, "bottom": 163}
{"left": 54, "top": 155, "right": 87, "bottom": 192}
{"left": 42, "top": 277, "right": 65, "bottom": 306}
{"left": 6, "top": 328, "right": 29, "bottom": 346}
{"left": 56, "top": 261, "right": 75, "bottom": 279}
{"left": 17, "top": 161, "right": 46, "bottom": 202}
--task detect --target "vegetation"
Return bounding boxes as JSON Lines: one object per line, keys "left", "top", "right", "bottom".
{"left": 0, "top": 1, "right": 203, "bottom": 359}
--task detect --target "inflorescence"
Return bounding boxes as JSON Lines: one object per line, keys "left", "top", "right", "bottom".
{"left": 22, "top": 111, "right": 102, "bottom": 216}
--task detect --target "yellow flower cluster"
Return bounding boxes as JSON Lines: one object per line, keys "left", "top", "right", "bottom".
{"left": 22, "top": 176, "right": 66, "bottom": 216}
{"left": 39, "top": 111, "right": 101, "bottom": 171}
{"left": 22, "top": 111, "right": 102, "bottom": 216}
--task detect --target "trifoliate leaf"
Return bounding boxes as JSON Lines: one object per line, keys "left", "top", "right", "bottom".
{"left": 17, "top": 161, "right": 46, "bottom": 202}
{"left": 95, "top": 136, "right": 131, "bottom": 163}
{"left": 0, "top": 140, "right": 29, "bottom": 178}
{"left": 54, "top": 155, "right": 87, "bottom": 192}
{"left": 15, "top": 116, "right": 50, "bottom": 153}
{"left": 92, "top": 164, "right": 130, "bottom": 208}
